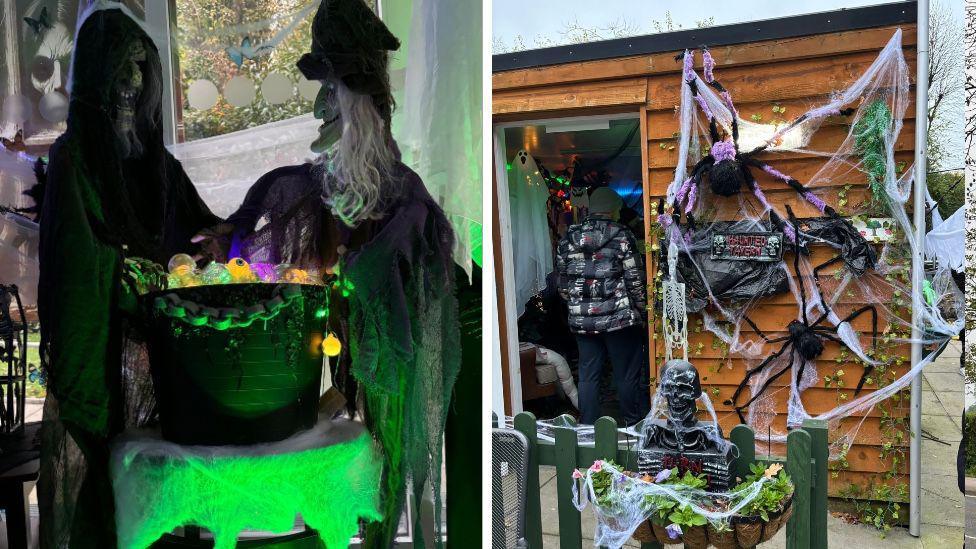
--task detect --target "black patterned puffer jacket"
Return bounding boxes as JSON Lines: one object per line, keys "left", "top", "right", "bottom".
{"left": 556, "top": 215, "right": 646, "bottom": 334}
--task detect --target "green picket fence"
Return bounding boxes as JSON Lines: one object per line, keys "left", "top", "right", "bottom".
{"left": 502, "top": 412, "right": 828, "bottom": 549}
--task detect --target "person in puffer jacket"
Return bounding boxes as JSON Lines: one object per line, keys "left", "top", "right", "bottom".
{"left": 556, "top": 187, "right": 650, "bottom": 425}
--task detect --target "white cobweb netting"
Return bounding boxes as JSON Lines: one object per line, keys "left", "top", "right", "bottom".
{"left": 660, "top": 27, "right": 962, "bottom": 458}
{"left": 571, "top": 459, "right": 776, "bottom": 548}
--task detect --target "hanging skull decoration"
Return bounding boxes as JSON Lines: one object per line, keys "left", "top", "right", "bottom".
{"left": 638, "top": 359, "right": 736, "bottom": 490}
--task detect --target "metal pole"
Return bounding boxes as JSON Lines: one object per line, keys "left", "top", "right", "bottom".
{"left": 909, "top": 0, "right": 929, "bottom": 537}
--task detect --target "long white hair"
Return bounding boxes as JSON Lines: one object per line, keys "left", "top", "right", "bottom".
{"left": 316, "top": 78, "right": 398, "bottom": 227}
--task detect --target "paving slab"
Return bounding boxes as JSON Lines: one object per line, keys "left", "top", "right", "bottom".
{"left": 920, "top": 478, "right": 964, "bottom": 528}
{"left": 921, "top": 389, "right": 947, "bottom": 415}
{"left": 921, "top": 438, "right": 962, "bottom": 477}
{"left": 936, "top": 390, "right": 965, "bottom": 418}
{"left": 921, "top": 412, "right": 963, "bottom": 443}
{"left": 923, "top": 371, "right": 965, "bottom": 394}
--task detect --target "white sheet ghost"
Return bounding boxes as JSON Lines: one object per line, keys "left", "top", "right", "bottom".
{"left": 509, "top": 150, "right": 554, "bottom": 317}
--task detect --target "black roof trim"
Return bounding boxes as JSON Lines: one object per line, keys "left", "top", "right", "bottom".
{"left": 493, "top": 2, "right": 916, "bottom": 72}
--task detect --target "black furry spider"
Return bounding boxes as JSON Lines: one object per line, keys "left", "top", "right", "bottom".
{"left": 666, "top": 49, "right": 854, "bottom": 240}
{"left": 726, "top": 206, "right": 878, "bottom": 424}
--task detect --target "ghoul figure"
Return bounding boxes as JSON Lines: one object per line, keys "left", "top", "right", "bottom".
{"left": 37, "top": 7, "right": 218, "bottom": 547}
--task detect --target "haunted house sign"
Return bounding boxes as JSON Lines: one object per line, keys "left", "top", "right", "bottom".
{"left": 710, "top": 231, "right": 783, "bottom": 262}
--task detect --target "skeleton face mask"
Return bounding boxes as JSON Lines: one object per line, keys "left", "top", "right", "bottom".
{"left": 660, "top": 359, "right": 702, "bottom": 427}
{"left": 114, "top": 41, "right": 146, "bottom": 157}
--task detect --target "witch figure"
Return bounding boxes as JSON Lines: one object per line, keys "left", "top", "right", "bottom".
{"left": 194, "top": 0, "right": 461, "bottom": 546}
{"left": 36, "top": 7, "right": 218, "bottom": 547}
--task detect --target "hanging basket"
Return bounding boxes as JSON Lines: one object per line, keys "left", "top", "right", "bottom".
{"left": 631, "top": 495, "right": 794, "bottom": 548}
{"left": 631, "top": 520, "right": 656, "bottom": 543}
{"left": 758, "top": 494, "right": 794, "bottom": 543}
{"left": 142, "top": 283, "right": 328, "bottom": 445}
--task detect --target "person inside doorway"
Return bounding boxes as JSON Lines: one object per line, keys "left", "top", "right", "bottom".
{"left": 556, "top": 187, "right": 649, "bottom": 426}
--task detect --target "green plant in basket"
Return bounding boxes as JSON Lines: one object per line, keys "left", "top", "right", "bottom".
{"left": 576, "top": 460, "right": 624, "bottom": 508}
{"left": 736, "top": 462, "right": 794, "bottom": 521}
{"left": 640, "top": 467, "right": 710, "bottom": 525}
{"left": 668, "top": 504, "right": 708, "bottom": 529}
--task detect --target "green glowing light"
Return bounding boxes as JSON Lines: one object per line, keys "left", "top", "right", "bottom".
{"left": 506, "top": 163, "right": 512, "bottom": 171}
{"left": 315, "top": 308, "right": 327, "bottom": 319}
{"left": 114, "top": 432, "right": 382, "bottom": 549}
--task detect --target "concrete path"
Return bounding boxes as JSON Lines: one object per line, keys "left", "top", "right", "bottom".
{"left": 542, "top": 340, "right": 966, "bottom": 548}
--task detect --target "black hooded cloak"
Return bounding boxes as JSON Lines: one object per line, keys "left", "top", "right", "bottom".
{"left": 37, "top": 8, "right": 218, "bottom": 546}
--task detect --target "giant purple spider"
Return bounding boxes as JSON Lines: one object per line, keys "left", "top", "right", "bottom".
{"left": 663, "top": 48, "right": 855, "bottom": 242}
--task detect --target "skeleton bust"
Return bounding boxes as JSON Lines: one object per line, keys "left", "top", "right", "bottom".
{"left": 638, "top": 359, "right": 736, "bottom": 490}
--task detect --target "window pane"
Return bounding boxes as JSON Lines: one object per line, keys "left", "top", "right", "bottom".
{"left": 174, "top": 0, "right": 324, "bottom": 141}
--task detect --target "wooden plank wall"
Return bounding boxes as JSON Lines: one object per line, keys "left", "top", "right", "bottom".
{"left": 493, "top": 24, "right": 917, "bottom": 499}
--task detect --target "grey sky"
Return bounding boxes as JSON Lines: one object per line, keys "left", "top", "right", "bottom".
{"left": 493, "top": 0, "right": 962, "bottom": 51}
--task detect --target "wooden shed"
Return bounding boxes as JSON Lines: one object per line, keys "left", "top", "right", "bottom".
{"left": 491, "top": 2, "right": 918, "bottom": 502}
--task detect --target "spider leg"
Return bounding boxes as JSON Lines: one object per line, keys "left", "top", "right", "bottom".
{"left": 742, "top": 315, "right": 791, "bottom": 344}
{"left": 742, "top": 164, "right": 776, "bottom": 215}
{"left": 815, "top": 304, "right": 879, "bottom": 394}
{"left": 743, "top": 156, "right": 835, "bottom": 217}
{"left": 812, "top": 255, "right": 846, "bottom": 316}
{"left": 683, "top": 157, "right": 714, "bottom": 214}
{"left": 731, "top": 341, "right": 797, "bottom": 423}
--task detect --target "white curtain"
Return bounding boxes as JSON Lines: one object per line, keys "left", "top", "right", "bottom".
{"left": 392, "top": 0, "right": 483, "bottom": 277}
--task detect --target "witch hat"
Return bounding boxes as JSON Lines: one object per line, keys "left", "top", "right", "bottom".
{"left": 297, "top": 0, "right": 400, "bottom": 124}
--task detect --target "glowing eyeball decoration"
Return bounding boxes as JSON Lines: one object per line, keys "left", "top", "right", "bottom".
{"left": 274, "top": 263, "right": 292, "bottom": 280}
{"left": 200, "top": 261, "right": 232, "bottom": 285}
{"left": 168, "top": 253, "right": 197, "bottom": 276}
{"left": 321, "top": 332, "right": 342, "bottom": 357}
{"left": 281, "top": 267, "right": 310, "bottom": 284}
{"left": 226, "top": 257, "right": 256, "bottom": 283}
{"left": 250, "top": 263, "right": 277, "bottom": 282}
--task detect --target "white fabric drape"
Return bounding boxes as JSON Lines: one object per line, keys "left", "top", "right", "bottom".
{"left": 393, "top": 0, "right": 482, "bottom": 276}
{"left": 925, "top": 205, "right": 964, "bottom": 272}
{"left": 167, "top": 113, "right": 321, "bottom": 217}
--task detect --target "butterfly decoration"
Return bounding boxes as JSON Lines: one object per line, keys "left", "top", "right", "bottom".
{"left": 225, "top": 36, "right": 273, "bottom": 67}
{"left": 24, "top": 6, "right": 52, "bottom": 37}
{"left": 28, "top": 365, "right": 47, "bottom": 387}
{"left": 0, "top": 130, "right": 26, "bottom": 153}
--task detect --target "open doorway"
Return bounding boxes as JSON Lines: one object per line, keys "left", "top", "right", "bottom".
{"left": 494, "top": 113, "right": 649, "bottom": 425}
